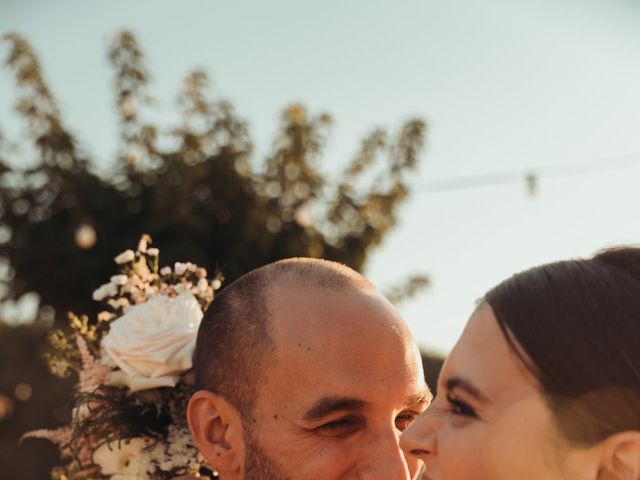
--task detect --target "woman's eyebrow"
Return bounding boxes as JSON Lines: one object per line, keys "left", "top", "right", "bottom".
{"left": 446, "top": 376, "right": 490, "bottom": 403}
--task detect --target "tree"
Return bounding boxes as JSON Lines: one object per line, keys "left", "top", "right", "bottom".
{"left": 0, "top": 30, "right": 427, "bottom": 320}
{"left": 0, "top": 31, "right": 437, "bottom": 479}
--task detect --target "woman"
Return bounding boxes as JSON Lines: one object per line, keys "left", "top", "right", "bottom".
{"left": 401, "top": 247, "right": 640, "bottom": 480}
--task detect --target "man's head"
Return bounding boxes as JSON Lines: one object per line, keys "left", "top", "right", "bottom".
{"left": 187, "top": 258, "right": 430, "bottom": 480}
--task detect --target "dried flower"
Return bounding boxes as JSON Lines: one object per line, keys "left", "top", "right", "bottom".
{"left": 114, "top": 250, "right": 135, "bottom": 264}
{"left": 137, "top": 235, "right": 150, "bottom": 253}
{"left": 93, "top": 282, "right": 118, "bottom": 301}
{"left": 174, "top": 262, "right": 188, "bottom": 276}
{"left": 110, "top": 275, "right": 128, "bottom": 286}
{"left": 98, "top": 311, "right": 115, "bottom": 322}
{"left": 197, "top": 278, "right": 208, "bottom": 294}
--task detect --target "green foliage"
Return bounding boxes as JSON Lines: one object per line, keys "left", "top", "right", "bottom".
{"left": 0, "top": 30, "right": 426, "bottom": 321}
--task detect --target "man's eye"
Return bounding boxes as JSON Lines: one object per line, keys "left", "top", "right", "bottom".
{"left": 446, "top": 395, "right": 477, "bottom": 417}
{"left": 317, "top": 417, "right": 360, "bottom": 436}
{"left": 395, "top": 412, "right": 418, "bottom": 431}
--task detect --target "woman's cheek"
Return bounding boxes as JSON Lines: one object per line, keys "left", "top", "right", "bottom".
{"left": 483, "top": 399, "right": 556, "bottom": 480}
{"left": 438, "top": 423, "right": 492, "bottom": 480}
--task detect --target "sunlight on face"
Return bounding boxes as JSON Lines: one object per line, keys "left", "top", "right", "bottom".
{"left": 247, "top": 285, "right": 430, "bottom": 480}
{"left": 400, "top": 303, "right": 590, "bottom": 480}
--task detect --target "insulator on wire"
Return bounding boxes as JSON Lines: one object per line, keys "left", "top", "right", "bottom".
{"left": 526, "top": 172, "right": 537, "bottom": 198}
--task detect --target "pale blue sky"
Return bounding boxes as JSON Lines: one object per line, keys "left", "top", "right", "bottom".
{"left": 2, "top": 0, "right": 640, "bottom": 353}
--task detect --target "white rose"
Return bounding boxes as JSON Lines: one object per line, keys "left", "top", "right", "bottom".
{"left": 101, "top": 292, "right": 203, "bottom": 391}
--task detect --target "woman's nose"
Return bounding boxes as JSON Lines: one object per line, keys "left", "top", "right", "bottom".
{"left": 400, "top": 411, "right": 437, "bottom": 460}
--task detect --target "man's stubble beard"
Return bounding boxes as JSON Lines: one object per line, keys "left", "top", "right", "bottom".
{"left": 243, "top": 422, "right": 294, "bottom": 480}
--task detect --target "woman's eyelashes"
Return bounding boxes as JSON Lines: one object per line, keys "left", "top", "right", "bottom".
{"left": 446, "top": 394, "right": 477, "bottom": 418}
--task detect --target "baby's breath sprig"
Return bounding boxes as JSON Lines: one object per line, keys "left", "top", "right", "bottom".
{"left": 25, "top": 235, "right": 220, "bottom": 479}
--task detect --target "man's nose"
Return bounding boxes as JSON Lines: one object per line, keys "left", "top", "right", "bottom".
{"left": 399, "top": 411, "right": 437, "bottom": 461}
{"left": 357, "top": 429, "right": 411, "bottom": 480}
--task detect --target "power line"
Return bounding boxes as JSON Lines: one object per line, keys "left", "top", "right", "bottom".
{"left": 412, "top": 152, "right": 640, "bottom": 195}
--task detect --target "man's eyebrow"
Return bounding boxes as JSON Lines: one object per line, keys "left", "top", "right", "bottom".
{"left": 445, "top": 376, "right": 490, "bottom": 403}
{"left": 405, "top": 387, "right": 433, "bottom": 407}
{"left": 302, "top": 396, "right": 368, "bottom": 421}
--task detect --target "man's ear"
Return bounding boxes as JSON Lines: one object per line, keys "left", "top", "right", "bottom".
{"left": 597, "top": 431, "right": 640, "bottom": 480}
{"left": 187, "top": 390, "right": 245, "bottom": 477}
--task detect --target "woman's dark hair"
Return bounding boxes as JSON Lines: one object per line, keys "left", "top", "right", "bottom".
{"left": 485, "top": 246, "right": 640, "bottom": 445}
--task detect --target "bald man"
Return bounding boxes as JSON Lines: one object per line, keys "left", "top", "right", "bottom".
{"left": 187, "top": 258, "right": 430, "bottom": 480}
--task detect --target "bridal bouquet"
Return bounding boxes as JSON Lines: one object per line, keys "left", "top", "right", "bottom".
{"left": 23, "top": 235, "right": 221, "bottom": 479}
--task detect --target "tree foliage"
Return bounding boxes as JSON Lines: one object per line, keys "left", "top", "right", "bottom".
{"left": 0, "top": 31, "right": 436, "bottom": 479}
{"left": 0, "top": 31, "right": 427, "bottom": 321}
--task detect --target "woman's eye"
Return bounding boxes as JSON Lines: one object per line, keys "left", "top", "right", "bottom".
{"left": 446, "top": 395, "right": 477, "bottom": 417}
{"left": 395, "top": 412, "right": 418, "bottom": 431}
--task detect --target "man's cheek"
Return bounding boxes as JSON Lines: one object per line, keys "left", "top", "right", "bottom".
{"left": 286, "top": 437, "right": 356, "bottom": 474}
